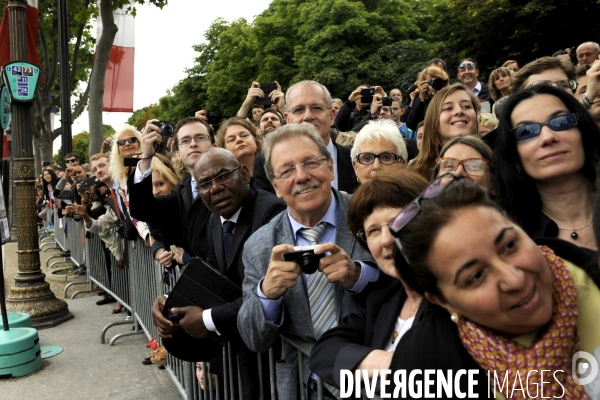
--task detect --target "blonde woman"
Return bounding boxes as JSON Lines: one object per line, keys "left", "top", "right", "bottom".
{"left": 406, "top": 66, "right": 450, "bottom": 130}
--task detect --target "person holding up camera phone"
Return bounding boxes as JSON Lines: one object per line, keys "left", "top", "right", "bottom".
{"left": 406, "top": 66, "right": 450, "bottom": 130}
{"left": 235, "top": 81, "right": 285, "bottom": 122}
{"left": 334, "top": 85, "right": 386, "bottom": 132}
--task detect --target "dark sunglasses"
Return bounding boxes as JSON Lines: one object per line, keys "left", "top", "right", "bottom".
{"left": 116, "top": 137, "right": 139, "bottom": 146}
{"left": 389, "top": 173, "right": 462, "bottom": 254}
{"left": 65, "top": 158, "right": 78, "bottom": 163}
{"left": 511, "top": 113, "right": 578, "bottom": 141}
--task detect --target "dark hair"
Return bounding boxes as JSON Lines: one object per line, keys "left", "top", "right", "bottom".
{"left": 173, "top": 117, "right": 215, "bottom": 150}
{"left": 457, "top": 58, "right": 478, "bottom": 70}
{"left": 258, "top": 108, "right": 285, "bottom": 126}
{"left": 495, "top": 85, "right": 600, "bottom": 234}
{"left": 41, "top": 168, "right": 58, "bottom": 200}
{"left": 552, "top": 49, "right": 568, "bottom": 57}
{"left": 394, "top": 180, "right": 503, "bottom": 295}
{"left": 64, "top": 153, "right": 79, "bottom": 161}
{"left": 416, "top": 121, "right": 424, "bottom": 131}
{"left": 251, "top": 104, "right": 264, "bottom": 111}
{"left": 347, "top": 169, "right": 428, "bottom": 251}
{"left": 428, "top": 58, "right": 447, "bottom": 71}
{"left": 575, "top": 64, "right": 590, "bottom": 79}
{"left": 510, "top": 57, "right": 575, "bottom": 94}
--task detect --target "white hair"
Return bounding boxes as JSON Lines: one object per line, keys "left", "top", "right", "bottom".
{"left": 351, "top": 119, "right": 408, "bottom": 162}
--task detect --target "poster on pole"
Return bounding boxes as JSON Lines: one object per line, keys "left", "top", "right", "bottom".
{"left": 0, "top": 178, "right": 9, "bottom": 243}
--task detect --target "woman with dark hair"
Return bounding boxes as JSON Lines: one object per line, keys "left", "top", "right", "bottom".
{"left": 436, "top": 135, "right": 494, "bottom": 193}
{"left": 38, "top": 168, "right": 59, "bottom": 223}
{"left": 310, "top": 170, "right": 429, "bottom": 391}
{"left": 409, "top": 83, "right": 481, "bottom": 181}
{"left": 388, "top": 177, "right": 600, "bottom": 398}
{"left": 216, "top": 118, "right": 262, "bottom": 176}
{"left": 495, "top": 85, "right": 600, "bottom": 250}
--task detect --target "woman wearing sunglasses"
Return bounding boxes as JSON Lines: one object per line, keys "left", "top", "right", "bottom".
{"left": 495, "top": 85, "right": 600, "bottom": 250}
{"left": 109, "top": 124, "right": 142, "bottom": 188}
{"left": 351, "top": 120, "right": 408, "bottom": 184}
{"left": 388, "top": 176, "right": 600, "bottom": 398}
{"left": 409, "top": 84, "right": 481, "bottom": 181}
{"left": 309, "top": 169, "right": 429, "bottom": 391}
{"left": 436, "top": 135, "right": 494, "bottom": 193}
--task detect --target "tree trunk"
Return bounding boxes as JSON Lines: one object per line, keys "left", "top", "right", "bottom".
{"left": 88, "top": 0, "right": 117, "bottom": 158}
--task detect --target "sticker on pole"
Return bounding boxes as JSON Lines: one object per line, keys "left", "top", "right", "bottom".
{"left": 2, "top": 61, "right": 40, "bottom": 103}
{"left": 0, "top": 86, "right": 10, "bottom": 130}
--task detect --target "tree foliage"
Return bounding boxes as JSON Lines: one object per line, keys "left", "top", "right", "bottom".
{"left": 53, "top": 124, "right": 114, "bottom": 164}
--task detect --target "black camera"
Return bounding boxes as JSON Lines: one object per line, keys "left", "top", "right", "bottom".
{"left": 361, "top": 88, "right": 374, "bottom": 104}
{"left": 382, "top": 96, "right": 393, "bottom": 106}
{"left": 42, "top": 161, "right": 51, "bottom": 166}
{"left": 206, "top": 111, "right": 222, "bottom": 125}
{"left": 428, "top": 78, "right": 447, "bottom": 91}
{"left": 154, "top": 121, "right": 175, "bottom": 137}
{"left": 281, "top": 245, "right": 324, "bottom": 274}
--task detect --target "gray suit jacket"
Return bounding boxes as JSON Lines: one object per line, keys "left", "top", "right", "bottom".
{"left": 237, "top": 189, "right": 374, "bottom": 399}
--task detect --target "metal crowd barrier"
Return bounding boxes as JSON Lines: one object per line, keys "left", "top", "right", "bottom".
{"left": 65, "top": 224, "right": 330, "bottom": 400}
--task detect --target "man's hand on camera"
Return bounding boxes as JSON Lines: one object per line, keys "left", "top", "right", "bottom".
{"left": 261, "top": 244, "right": 302, "bottom": 299}
{"left": 314, "top": 242, "right": 361, "bottom": 290}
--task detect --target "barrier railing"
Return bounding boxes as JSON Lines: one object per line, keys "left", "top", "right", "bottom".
{"left": 39, "top": 206, "right": 330, "bottom": 399}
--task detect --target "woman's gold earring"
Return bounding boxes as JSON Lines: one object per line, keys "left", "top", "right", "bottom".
{"left": 450, "top": 312, "right": 459, "bottom": 323}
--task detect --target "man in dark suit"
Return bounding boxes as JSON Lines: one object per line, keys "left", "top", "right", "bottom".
{"left": 128, "top": 117, "right": 216, "bottom": 261}
{"left": 253, "top": 80, "right": 357, "bottom": 195}
{"left": 238, "top": 124, "right": 377, "bottom": 399}
{"left": 151, "top": 148, "right": 286, "bottom": 398}
{"left": 457, "top": 58, "right": 493, "bottom": 103}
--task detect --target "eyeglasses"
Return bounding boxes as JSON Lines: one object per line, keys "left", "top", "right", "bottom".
{"left": 527, "top": 79, "right": 577, "bottom": 91}
{"left": 116, "top": 137, "right": 139, "bottom": 146}
{"left": 358, "top": 223, "right": 392, "bottom": 242}
{"left": 511, "top": 113, "right": 578, "bottom": 141}
{"left": 355, "top": 152, "right": 402, "bottom": 165}
{"left": 65, "top": 158, "right": 78, "bottom": 163}
{"left": 389, "top": 174, "right": 462, "bottom": 254}
{"left": 197, "top": 166, "right": 241, "bottom": 193}
{"left": 272, "top": 156, "right": 328, "bottom": 180}
{"left": 436, "top": 158, "right": 490, "bottom": 176}
{"left": 178, "top": 134, "right": 211, "bottom": 147}
{"left": 288, "top": 105, "right": 331, "bottom": 116}
{"left": 458, "top": 62, "right": 476, "bottom": 70}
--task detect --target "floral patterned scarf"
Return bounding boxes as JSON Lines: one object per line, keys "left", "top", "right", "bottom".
{"left": 456, "top": 246, "right": 588, "bottom": 399}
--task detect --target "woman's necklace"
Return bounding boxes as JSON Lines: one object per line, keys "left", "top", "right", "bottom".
{"left": 555, "top": 219, "right": 593, "bottom": 239}
{"left": 392, "top": 299, "right": 422, "bottom": 343}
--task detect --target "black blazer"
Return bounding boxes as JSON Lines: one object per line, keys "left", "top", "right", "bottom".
{"left": 128, "top": 173, "right": 209, "bottom": 259}
{"left": 310, "top": 274, "right": 427, "bottom": 389}
{"left": 478, "top": 82, "right": 493, "bottom": 103}
{"left": 206, "top": 187, "right": 286, "bottom": 335}
{"left": 253, "top": 142, "right": 357, "bottom": 194}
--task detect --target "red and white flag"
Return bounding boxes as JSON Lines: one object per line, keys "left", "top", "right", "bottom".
{"left": 0, "top": 0, "right": 42, "bottom": 72}
{"left": 97, "top": 2, "right": 135, "bottom": 112}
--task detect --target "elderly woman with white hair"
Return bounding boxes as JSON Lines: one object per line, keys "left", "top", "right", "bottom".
{"left": 351, "top": 119, "right": 408, "bottom": 184}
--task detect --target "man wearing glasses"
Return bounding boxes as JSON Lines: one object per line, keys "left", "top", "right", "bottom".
{"left": 129, "top": 117, "right": 216, "bottom": 263}
{"left": 238, "top": 124, "right": 377, "bottom": 399}
{"left": 456, "top": 58, "right": 492, "bottom": 103}
{"left": 254, "top": 80, "right": 357, "bottom": 196}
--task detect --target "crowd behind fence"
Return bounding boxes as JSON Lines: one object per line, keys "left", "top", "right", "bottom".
{"left": 41, "top": 209, "right": 329, "bottom": 400}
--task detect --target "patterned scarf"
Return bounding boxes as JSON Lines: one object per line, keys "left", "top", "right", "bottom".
{"left": 456, "top": 246, "right": 588, "bottom": 399}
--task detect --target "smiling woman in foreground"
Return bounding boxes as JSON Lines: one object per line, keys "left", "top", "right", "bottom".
{"left": 389, "top": 177, "right": 600, "bottom": 399}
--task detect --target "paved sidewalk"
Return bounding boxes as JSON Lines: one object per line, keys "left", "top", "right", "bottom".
{"left": 2, "top": 295, "right": 182, "bottom": 400}
{"left": 1, "top": 241, "right": 182, "bottom": 400}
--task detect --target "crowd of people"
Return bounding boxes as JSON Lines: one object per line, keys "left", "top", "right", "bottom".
{"left": 35, "top": 41, "right": 600, "bottom": 398}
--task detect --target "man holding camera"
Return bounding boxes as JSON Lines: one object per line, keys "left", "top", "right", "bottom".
{"left": 128, "top": 117, "right": 216, "bottom": 261}
{"left": 236, "top": 81, "right": 286, "bottom": 122}
{"left": 238, "top": 123, "right": 376, "bottom": 399}
{"left": 334, "top": 84, "right": 385, "bottom": 132}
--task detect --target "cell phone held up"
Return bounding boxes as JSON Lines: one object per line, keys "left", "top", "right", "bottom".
{"left": 281, "top": 245, "right": 324, "bottom": 275}
{"left": 255, "top": 82, "right": 277, "bottom": 106}
{"left": 361, "top": 87, "right": 375, "bottom": 104}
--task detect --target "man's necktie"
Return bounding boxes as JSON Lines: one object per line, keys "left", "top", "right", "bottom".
{"left": 191, "top": 180, "right": 199, "bottom": 200}
{"left": 222, "top": 221, "right": 235, "bottom": 266}
{"left": 297, "top": 222, "right": 337, "bottom": 339}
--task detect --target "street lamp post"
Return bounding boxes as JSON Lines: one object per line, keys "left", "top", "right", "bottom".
{"left": 4, "top": 0, "right": 72, "bottom": 327}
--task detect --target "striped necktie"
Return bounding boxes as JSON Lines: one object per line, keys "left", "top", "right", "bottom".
{"left": 191, "top": 180, "right": 199, "bottom": 200}
{"left": 297, "top": 222, "right": 337, "bottom": 339}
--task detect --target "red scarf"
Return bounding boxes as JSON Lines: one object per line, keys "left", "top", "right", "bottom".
{"left": 457, "top": 246, "right": 588, "bottom": 399}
